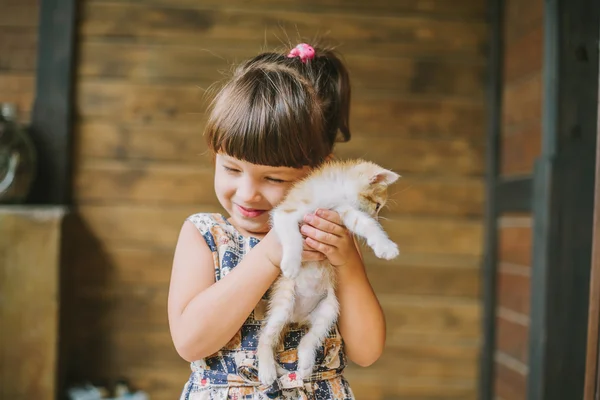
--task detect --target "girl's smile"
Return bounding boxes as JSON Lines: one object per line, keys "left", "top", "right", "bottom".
{"left": 214, "top": 153, "right": 311, "bottom": 237}
{"left": 235, "top": 204, "right": 267, "bottom": 218}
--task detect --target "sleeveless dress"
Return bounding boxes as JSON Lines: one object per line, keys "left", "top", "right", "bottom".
{"left": 179, "top": 213, "right": 355, "bottom": 400}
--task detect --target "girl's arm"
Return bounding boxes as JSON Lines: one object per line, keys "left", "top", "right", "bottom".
{"left": 168, "top": 220, "right": 325, "bottom": 362}
{"left": 335, "top": 251, "right": 386, "bottom": 367}
{"left": 168, "top": 221, "right": 280, "bottom": 362}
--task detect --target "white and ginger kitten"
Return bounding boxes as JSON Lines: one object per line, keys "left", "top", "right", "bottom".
{"left": 257, "top": 159, "right": 400, "bottom": 385}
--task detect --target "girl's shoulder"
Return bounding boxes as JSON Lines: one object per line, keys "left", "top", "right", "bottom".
{"left": 186, "top": 212, "right": 229, "bottom": 232}
{"left": 185, "top": 213, "right": 233, "bottom": 253}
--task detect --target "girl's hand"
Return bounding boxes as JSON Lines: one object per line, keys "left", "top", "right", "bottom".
{"left": 262, "top": 230, "right": 325, "bottom": 270}
{"left": 300, "top": 209, "right": 361, "bottom": 267}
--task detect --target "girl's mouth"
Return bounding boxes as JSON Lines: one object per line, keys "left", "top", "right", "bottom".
{"left": 236, "top": 204, "right": 266, "bottom": 218}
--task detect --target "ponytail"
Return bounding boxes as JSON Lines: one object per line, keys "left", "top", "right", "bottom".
{"left": 286, "top": 45, "right": 352, "bottom": 145}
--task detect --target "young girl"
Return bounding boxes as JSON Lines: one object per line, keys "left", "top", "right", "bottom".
{"left": 168, "top": 43, "right": 386, "bottom": 399}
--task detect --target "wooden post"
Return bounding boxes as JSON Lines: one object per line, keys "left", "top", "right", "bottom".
{"left": 527, "top": 0, "right": 600, "bottom": 399}
{"left": 478, "top": 0, "right": 504, "bottom": 398}
{"left": 583, "top": 55, "right": 600, "bottom": 400}
{"left": 28, "top": 0, "right": 77, "bottom": 205}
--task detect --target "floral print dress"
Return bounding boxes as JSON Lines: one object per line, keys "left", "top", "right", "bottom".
{"left": 178, "top": 213, "right": 355, "bottom": 400}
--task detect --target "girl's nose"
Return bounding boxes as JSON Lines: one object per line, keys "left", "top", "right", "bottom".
{"left": 238, "top": 178, "right": 262, "bottom": 203}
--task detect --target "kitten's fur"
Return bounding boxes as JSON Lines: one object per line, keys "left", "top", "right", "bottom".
{"left": 257, "top": 159, "right": 400, "bottom": 385}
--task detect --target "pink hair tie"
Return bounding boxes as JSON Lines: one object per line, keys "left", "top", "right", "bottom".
{"left": 287, "top": 43, "right": 315, "bottom": 63}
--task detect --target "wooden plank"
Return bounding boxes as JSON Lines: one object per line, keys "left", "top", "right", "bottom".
{"left": 346, "top": 369, "right": 476, "bottom": 399}
{"left": 380, "top": 296, "right": 481, "bottom": 339}
{"left": 64, "top": 226, "right": 481, "bottom": 298}
{"left": 390, "top": 176, "right": 484, "bottom": 217}
{"left": 367, "top": 263, "right": 480, "bottom": 298}
{"left": 84, "top": 0, "right": 487, "bottom": 19}
{"left": 0, "top": 2, "right": 39, "bottom": 27}
{"left": 68, "top": 243, "right": 479, "bottom": 298}
{"left": 0, "top": 73, "right": 35, "bottom": 120}
{"left": 500, "top": 122, "right": 542, "bottom": 176}
{"left": 78, "top": 41, "right": 485, "bottom": 98}
{"left": 67, "top": 247, "right": 174, "bottom": 288}
{"left": 68, "top": 329, "right": 477, "bottom": 381}
{"left": 367, "top": 350, "right": 477, "bottom": 380}
{"left": 384, "top": 335, "right": 479, "bottom": 360}
{"left": 503, "top": 0, "right": 543, "bottom": 44}
{"left": 73, "top": 162, "right": 220, "bottom": 206}
{"left": 350, "top": 57, "right": 484, "bottom": 98}
{"left": 76, "top": 81, "right": 485, "bottom": 138}
{"left": 502, "top": 73, "right": 542, "bottom": 132}
{"left": 72, "top": 160, "right": 483, "bottom": 216}
{"left": 496, "top": 315, "right": 529, "bottom": 364}
{"left": 76, "top": 118, "right": 485, "bottom": 172}
{"left": 76, "top": 81, "right": 209, "bottom": 123}
{"left": 335, "top": 136, "right": 485, "bottom": 176}
{"left": 340, "top": 96, "right": 484, "bottom": 139}
{"left": 63, "top": 339, "right": 478, "bottom": 400}
{"left": 494, "top": 360, "right": 527, "bottom": 400}
{"left": 75, "top": 120, "right": 209, "bottom": 162}
{"left": 67, "top": 329, "right": 187, "bottom": 373}
{"left": 380, "top": 217, "right": 483, "bottom": 257}
{"left": 80, "top": 3, "right": 488, "bottom": 58}
{"left": 0, "top": 27, "right": 38, "bottom": 72}
{"left": 498, "top": 216, "right": 532, "bottom": 266}
{"left": 74, "top": 205, "right": 483, "bottom": 256}
{"left": 497, "top": 271, "right": 531, "bottom": 315}
{"left": 66, "top": 282, "right": 480, "bottom": 340}
{"left": 503, "top": 25, "right": 543, "bottom": 83}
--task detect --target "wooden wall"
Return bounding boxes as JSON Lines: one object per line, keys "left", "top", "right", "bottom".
{"left": 493, "top": 0, "right": 543, "bottom": 398}
{"left": 0, "top": 0, "right": 39, "bottom": 122}
{"left": 63, "top": 1, "right": 488, "bottom": 399}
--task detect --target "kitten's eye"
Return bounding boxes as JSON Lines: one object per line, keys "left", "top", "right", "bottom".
{"left": 375, "top": 202, "right": 382, "bottom": 212}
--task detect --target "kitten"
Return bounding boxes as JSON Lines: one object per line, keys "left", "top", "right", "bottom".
{"left": 257, "top": 159, "right": 400, "bottom": 385}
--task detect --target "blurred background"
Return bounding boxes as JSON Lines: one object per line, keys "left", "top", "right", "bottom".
{"left": 2, "top": 0, "right": 578, "bottom": 399}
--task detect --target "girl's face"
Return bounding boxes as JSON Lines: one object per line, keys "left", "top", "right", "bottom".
{"left": 214, "top": 153, "right": 311, "bottom": 238}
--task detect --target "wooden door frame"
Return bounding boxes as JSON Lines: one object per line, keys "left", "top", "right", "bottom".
{"left": 527, "top": 0, "right": 598, "bottom": 398}
{"left": 480, "top": 0, "right": 600, "bottom": 399}
{"left": 583, "top": 47, "right": 600, "bottom": 400}
{"left": 478, "top": 0, "right": 535, "bottom": 397}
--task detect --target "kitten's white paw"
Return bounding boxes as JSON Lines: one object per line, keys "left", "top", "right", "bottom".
{"left": 372, "top": 240, "right": 399, "bottom": 260}
{"left": 296, "top": 342, "right": 316, "bottom": 380}
{"left": 297, "top": 357, "right": 315, "bottom": 380}
{"left": 258, "top": 351, "right": 278, "bottom": 386}
{"left": 280, "top": 255, "right": 301, "bottom": 279}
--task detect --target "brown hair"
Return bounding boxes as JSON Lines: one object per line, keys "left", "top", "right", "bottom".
{"left": 205, "top": 47, "right": 351, "bottom": 168}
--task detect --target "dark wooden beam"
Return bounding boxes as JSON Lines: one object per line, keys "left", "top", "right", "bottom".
{"left": 478, "top": 0, "right": 503, "bottom": 398}
{"left": 28, "top": 0, "right": 77, "bottom": 205}
{"left": 527, "top": 0, "right": 600, "bottom": 399}
{"left": 496, "top": 177, "right": 533, "bottom": 214}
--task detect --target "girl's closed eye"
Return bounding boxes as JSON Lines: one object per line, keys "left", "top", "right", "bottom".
{"left": 266, "top": 176, "right": 286, "bottom": 184}
{"left": 223, "top": 165, "right": 241, "bottom": 174}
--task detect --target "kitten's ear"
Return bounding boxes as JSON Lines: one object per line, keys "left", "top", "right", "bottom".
{"left": 370, "top": 169, "right": 400, "bottom": 185}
